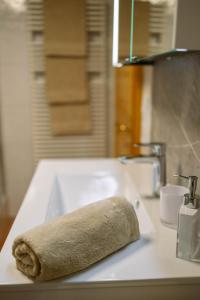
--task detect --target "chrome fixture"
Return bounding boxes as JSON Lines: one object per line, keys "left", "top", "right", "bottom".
{"left": 174, "top": 174, "right": 199, "bottom": 208}
{"left": 119, "top": 143, "right": 166, "bottom": 197}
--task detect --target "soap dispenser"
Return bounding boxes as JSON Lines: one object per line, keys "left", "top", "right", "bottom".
{"left": 176, "top": 175, "right": 200, "bottom": 262}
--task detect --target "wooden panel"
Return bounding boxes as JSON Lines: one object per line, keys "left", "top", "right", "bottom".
{"left": 115, "top": 66, "right": 143, "bottom": 156}
{"left": 0, "top": 209, "right": 14, "bottom": 250}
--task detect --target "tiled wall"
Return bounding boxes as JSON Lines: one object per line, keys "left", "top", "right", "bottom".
{"left": 152, "top": 53, "right": 200, "bottom": 191}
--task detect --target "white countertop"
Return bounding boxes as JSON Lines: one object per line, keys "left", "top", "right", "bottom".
{"left": 0, "top": 159, "right": 200, "bottom": 289}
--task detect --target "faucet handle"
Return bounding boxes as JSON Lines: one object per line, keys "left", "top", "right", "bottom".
{"left": 174, "top": 174, "right": 198, "bottom": 199}
{"left": 133, "top": 143, "right": 166, "bottom": 156}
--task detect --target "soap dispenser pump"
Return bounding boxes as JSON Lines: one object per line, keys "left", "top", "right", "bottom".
{"left": 176, "top": 175, "right": 200, "bottom": 262}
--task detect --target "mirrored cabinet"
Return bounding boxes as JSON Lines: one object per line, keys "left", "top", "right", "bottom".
{"left": 113, "top": 0, "right": 200, "bottom": 66}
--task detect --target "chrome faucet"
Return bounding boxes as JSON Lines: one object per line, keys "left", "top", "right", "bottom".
{"left": 119, "top": 143, "right": 166, "bottom": 197}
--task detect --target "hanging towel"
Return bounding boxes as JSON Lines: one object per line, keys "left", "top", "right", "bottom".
{"left": 44, "top": 0, "right": 86, "bottom": 56}
{"left": 12, "top": 197, "right": 140, "bottom": 281}
{"left": 46, "top": 57, "right": 88, "bottom": 104}
{"left": 43, "top": 0, "right": 91, "bottom": 135}
{"left": 50, "top": 103, "right": 91, "bottom": 135}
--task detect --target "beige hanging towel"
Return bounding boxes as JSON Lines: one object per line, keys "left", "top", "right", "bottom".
{"left": 12, "top": 197, "right": 140, "bottom": 281}
{"left": 44, "top": 0, "right": 86, "bottom": 56}
{"left": 50, "top": 103, "right": 91, "bottom": 135}
{"left": 46, "top": 57, "right": 88, "bottom": 104}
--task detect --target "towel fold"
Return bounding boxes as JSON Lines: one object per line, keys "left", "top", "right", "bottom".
{"left": 50, "top": 103, "right": 91, "bottom": 135}
{"left": 44, "top": 0, "right": 86, "bottom": 56}
{"left": 12, "top": 197, "right": 140, "bottom": 281}
{"left": 46, "top": 57, "right": 88, "bottom": 104}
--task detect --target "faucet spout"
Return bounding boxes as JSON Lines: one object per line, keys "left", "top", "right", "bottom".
{"left": 119, "top": 143, "right": 166, "bottom": 197}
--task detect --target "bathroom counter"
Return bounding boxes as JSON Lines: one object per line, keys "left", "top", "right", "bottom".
{"left": 0, "top": 159, "right": 200, "bottom": 300}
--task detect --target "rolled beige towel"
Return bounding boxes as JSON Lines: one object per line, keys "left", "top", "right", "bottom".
{"left": 12, "top": 197, "right": 140, "bottom": 281}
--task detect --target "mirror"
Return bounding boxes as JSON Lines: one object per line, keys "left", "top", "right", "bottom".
{"left": 113, "top": 0, "right": 200, "bottom": 66}
{"left": 113, "top": 0, "right": 177, "bottom": 66}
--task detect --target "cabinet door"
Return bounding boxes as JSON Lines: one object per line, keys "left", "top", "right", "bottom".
{"left": 115, "top": 66, "right": 143, "bottom": 156}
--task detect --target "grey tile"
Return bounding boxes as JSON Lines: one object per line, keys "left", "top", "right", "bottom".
{"left": 152, "top": 53, "right": 200, "bottom": 189}
{"left": 166, "top": 145, "right": 200, "bottom": 193}
{"left": 192, "top": 143, "right": 200, "bottom": 162}
{"left": 178, "top": 148, "right": 200, "bottom": 194}
{"left": 166, "top": 146, "right": 187, "bottom": 184}
{"left": 181, "top": 95, "right": 200, "bottom": 143}
{"left": 152, "top": 96, "right": 187, "bottom": 147}
{"left": 156, "top": 54, "right": 200, "bottom": 143}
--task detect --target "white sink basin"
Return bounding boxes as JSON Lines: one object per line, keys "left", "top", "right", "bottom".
{"left": 1, "top": 159, "right": 200, "bottom": 300}
{"left": 46, "top": 172, "right": 133, "bottom": 221}
{"left": 45, "top": 168, "right": 153, "bottom": 235}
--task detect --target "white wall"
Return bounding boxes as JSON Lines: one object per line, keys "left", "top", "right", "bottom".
{"left": 0, "top": 6, "right": 34, "bottom": 216}
{"left": 141, "top": 66, "right": 153, "bottom": 143}
{"left": 0, "top": 74, "right": 5, "bottom": 209}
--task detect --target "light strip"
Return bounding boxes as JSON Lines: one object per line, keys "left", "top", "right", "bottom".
{"left": 112, "top": 0, "right": 120, "bottom": 66}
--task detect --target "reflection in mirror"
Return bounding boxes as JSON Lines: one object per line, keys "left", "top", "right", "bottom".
{"left": 113, "top": 0, "right": 177, "bottom": 66}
